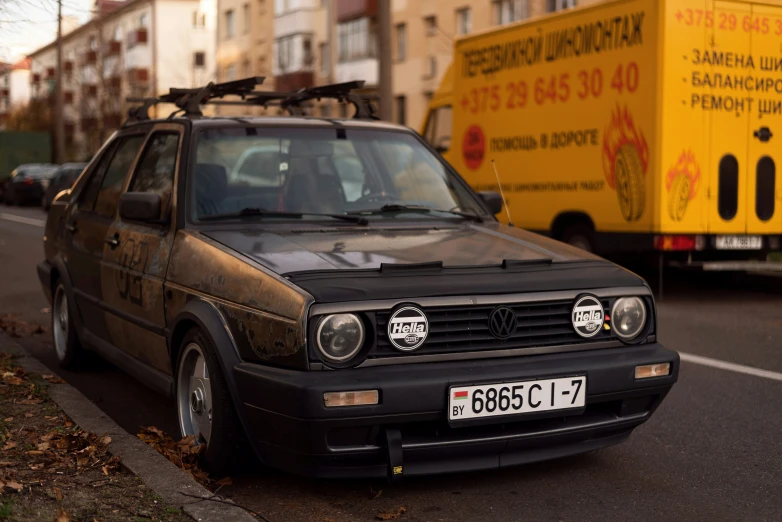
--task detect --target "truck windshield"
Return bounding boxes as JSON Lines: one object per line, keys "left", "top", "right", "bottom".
{"left": 192, "top": 127, "right": 484, "bottom": 222}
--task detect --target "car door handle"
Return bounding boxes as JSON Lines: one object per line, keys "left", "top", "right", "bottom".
{"left": 106, "top": 234, "right": 120, "bottom": 248}
{"left": 65, "top": 222, "right": 77, "bottom": 233}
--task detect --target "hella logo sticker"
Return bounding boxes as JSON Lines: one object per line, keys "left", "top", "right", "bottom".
{"left": 571, "top": 295, "right": 605, "bottom": 338}
{"left": 388, "top": 306, "right": 428, "bottom": 351}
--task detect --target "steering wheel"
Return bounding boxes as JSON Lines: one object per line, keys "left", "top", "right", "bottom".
{"left": 353, "top": 192, "right": 395, "bottom": 205}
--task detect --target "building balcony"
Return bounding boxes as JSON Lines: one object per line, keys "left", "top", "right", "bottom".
{"left": 336, "top": 0, "right": 377, "bottom": 22}
{"left": 106, "top": 75, "right": 122, "bottom": 89}
{"left": 81, "top": 50, "right": 97, "bottom": 66}
{"left": 0, "top": 88, "right": 8, "bottom": 97}
{"left": 102, "top": 112, "right": 123, "bottom": 130}
{"left": 64, "top": 91, "right": 74, "bottom": 104}
{"left": 81, "top": 84, "right": 98, "bottom": 97}
{"left": 46, "top": 67, "right": 56, "bottom": 79}
{"left": 104, "top": 40, "right": 122, "bottom": 56}
{"left": 275, "top": 71, "right": 315, "bottom": 91}
{"left": 64, "top": 61, "right": 74, "bottom": 74}
{"left": 336, "top": 57, "right": 378, "bottom": 86}
{"left": 127, "top": 28, "right": 148, "bottom": 49}
{"left": 127, "top": 67, "right": 150, "bottom": 86}
{"left": 32, "top": 73, "right": 41, "bottom": 84}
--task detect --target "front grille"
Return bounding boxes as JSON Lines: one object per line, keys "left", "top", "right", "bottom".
{"left": 373, "top": 298, "right": 613, "bottom": 357}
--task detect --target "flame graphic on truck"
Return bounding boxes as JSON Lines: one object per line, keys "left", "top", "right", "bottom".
{"left": 601, "top": 105, "right": 650, "bottom": 222}
{"left": 665, "top": 149, "right": 701, "bottom": 222}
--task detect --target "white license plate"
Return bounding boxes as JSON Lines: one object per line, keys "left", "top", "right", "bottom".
{"left": 448, "top": 376, "right": 586, "bottom": 421}
{"left": 715, "top": 235, "right": 762, "bottom": 250}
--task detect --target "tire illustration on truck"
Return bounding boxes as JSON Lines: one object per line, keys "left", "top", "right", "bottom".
{"left": 602, "top": 105, "right": 649, "bottom": 223}
{"left": 665, "top": 149, "right": 701, "bottom": 222}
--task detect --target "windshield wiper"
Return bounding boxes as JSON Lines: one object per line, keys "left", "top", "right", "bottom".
{"left": 200, "top": 208, "right": 368, "bottom": 225}
{"left": 355, "top": 204, "right": 483, "bottom": 223}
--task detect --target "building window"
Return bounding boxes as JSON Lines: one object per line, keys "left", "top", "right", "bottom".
{"left": 426, "top": 56, "right": 437, "bottom": 78}
{"left": 274, "top": 0, "right": 287, "bottom": 16}
{"left": 395, "top": 23, "right": 406, "bottom": 62}
{"left": 493, "top": 0, "right": 528, "bottom": 25}
{"left": 194, "top": 52, "right": 206, "bottom": 68}
{"left": 225, "top": 9, "right": 235, "bottom": 39}
{"left": 88, "top": 35, "right": 98, "bottom": 50}
{"left": 243, "top": 59, "right": 251, "bottom": 77}
{"left": 193, "top": 10, "right": 198, "bottom": 27}
{"left": 276, "top": 36, "right": 293, "bottom": 72}
{"left": 139, "top": 13, "right": 148, "bottom": 27}
{"left": 456, "top": 8, "right": 472, "bottom": 35}
{"left": 395, "top": 96, "right": 406, "bottom": 126}
{"left": 193, "top": 11, "right": 206, "bottom": 28}
{"left": 547, "top": 0, "right": 576, "bottom": 12}
{"left": 303, "top": 36, "right": 313, "bottom": 67}
{"left": 320, "top": 42, "right": 329, "bottom": 76}
{"left": 243, "top": 3, "right": 250, "bottom": 33}
{"left": 424, "top": 15, "right": 437, "bottom": 36}
{"left": 337, "top": 17, "right": 376, "bottom": 62}
{"left": 226, "top": 63, "right": 236, "bottom": 81}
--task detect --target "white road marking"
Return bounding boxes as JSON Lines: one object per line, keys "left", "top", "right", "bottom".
{"left": 680, "top": 352, "right": 782, "bottom": 383}
{"left": 0, "top": 213, "right": 46, "bottom": 227}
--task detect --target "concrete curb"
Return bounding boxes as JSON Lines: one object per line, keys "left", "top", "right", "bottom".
{"left": 0, "top": 333, "right": 256, "bottom": 522}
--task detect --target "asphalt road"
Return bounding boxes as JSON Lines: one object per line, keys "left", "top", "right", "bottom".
{"left": 2, "top": 205, "right": 781, "bottom": 521}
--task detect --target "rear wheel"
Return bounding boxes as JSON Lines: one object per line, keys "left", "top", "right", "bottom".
{"left": 562, "top": 224, "right": 594, "bottom": 253}
{"left": 52, "top": 282, "right": 84, "bottom": 368}
{"left": 176, "top": 328, "right": 250, "bottom": 475}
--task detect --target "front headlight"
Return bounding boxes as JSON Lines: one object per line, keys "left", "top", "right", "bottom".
{"left": 611, "top": 297, "right": 647, "bottom": 341}
{"left": 316, "top": 314, "right": 365, "bottom": 362}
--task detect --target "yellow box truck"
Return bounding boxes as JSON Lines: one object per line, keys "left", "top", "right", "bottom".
{"left": 421, "top": 0, "right": 782, "bottom": 264}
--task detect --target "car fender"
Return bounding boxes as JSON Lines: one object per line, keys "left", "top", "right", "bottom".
{"left": 169, "top": 298, "right": 269, "bottom": 464}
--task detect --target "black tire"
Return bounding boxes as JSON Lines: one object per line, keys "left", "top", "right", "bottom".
{"left": 51, "top": 281, "right": 84, "bottom": 369}
{"left": 562, "top": 224, "right": 594, "bottom": 253}
{"left": 176, "top": 328, "right": 251, "bottom": 475}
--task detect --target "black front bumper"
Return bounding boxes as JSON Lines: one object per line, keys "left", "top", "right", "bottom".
{"left": 234, "top": 343, "right": 678, "bottom": 478}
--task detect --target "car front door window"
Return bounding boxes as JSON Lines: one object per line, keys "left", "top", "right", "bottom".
{"left": 93, "top": 135, "right": 146, "bottom": 217}
{"left": 127, "top": 132, "right": 179, "bottom": 220}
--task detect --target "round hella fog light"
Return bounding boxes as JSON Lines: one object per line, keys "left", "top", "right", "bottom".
{"left": 611, "top": 297, "right": 647, "bottom": 341}
{"left": 316, "top": 314, "right": 365, "bottom": 362}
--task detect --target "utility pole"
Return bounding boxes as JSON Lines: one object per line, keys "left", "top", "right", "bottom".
{"left": 377, "top": 0, "right": 392, "bottom": 121}
{"left": 54, "top": 0, "right": 65, "bottom": 163}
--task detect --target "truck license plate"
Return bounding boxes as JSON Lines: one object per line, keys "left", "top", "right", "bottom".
{"left": 715, "top": 236, "right": 762, "bottom": 250}
{"left": 448, "top": 376, "right": 586, "bottom": 421}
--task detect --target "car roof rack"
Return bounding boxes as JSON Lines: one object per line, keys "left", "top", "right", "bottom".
{"left": 125, "top": 77, "right": 378, "bottom": 124}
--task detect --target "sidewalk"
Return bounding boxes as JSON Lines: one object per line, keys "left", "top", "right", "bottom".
{"left": 0, "top": 333, "right": 256, "bottom": 522}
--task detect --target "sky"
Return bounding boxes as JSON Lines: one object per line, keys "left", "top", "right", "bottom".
{"left": 0, "top": 0, "right": 93, "bottom": 63}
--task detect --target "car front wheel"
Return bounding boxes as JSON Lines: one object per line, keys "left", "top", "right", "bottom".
{"left": 176, "top": 328, "right": 250, "bottom": 475}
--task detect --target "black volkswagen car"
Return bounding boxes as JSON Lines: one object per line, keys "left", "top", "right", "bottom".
{"left": 37, "top": 79, "right": 678, "bottom": 479}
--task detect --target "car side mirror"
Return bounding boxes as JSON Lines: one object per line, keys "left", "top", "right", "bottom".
{"left": 119, "top": 192, "right": 161, "bottom": 222}
{"left": 478, "top": 191, "right": 503, "bottom": 215}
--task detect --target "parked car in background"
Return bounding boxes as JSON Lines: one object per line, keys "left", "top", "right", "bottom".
{"left": 4, "top": 164, "right": 59, "bottom": 206}
{"left": 42, "top": 163, "right": 87, "bottom": 211}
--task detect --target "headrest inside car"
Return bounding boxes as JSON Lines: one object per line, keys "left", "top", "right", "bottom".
{"left": 288, "top": 140, "right": 333, "bottom": 158}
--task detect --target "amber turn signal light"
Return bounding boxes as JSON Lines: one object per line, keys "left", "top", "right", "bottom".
{"left": 324, "top": 390, "right": 379, "bottom": 407}
{"left": 635, "top": 363, "right": 671, "bottom": 379}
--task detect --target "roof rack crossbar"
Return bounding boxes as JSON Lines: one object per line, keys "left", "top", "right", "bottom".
{"left": 125, "top": 76, "right": 266, "bottom": 122}
{"left": 125, "top": 76, "right": 379, "bottom": 123}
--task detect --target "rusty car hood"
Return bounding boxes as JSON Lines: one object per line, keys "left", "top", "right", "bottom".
{"left": 202, "top": 223, "right": 603, "bottom": 274}
{"left": 200, "top": 224, "right": 645, "bottom": 302}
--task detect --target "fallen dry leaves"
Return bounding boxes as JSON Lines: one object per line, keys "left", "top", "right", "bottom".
{"left": 376, "top": 506, "right": 408, "bottom": 520}
{"left": 136, "top": 426, "right": 230, "bottom": 489}
{"left": 0, "top": 314, "right": 47, "bottom": 337}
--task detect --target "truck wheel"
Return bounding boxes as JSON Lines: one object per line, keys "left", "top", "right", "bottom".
{"left": 52, "top": 282, "right": 84, "bottom": 368}
{"left": 562, "top": 225, "right": 594, "bottom": 252}
{"left": 668, "top": 174, "right": 690, "bottom": 221}
{"left": 176, "top": 327, "right": 250, "bottom": 475}
{"left": 614, "top": 143, "right": 645, "bottom": 222}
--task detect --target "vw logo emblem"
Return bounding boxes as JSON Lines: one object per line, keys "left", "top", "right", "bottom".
{"left": 489, "top": 306, "right": 517, "bottom": 339}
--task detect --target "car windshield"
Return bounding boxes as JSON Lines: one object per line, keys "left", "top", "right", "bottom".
{"left": 192, "top": 127, "right": 485, "bottom": 222}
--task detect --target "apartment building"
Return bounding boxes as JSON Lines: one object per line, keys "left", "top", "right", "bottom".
{"left": 29, "top": 0, "right": 215, "bottom": 160}
{"left": 0, "top": 58, "right": 32, "bottom": 129}
{"left": 215, "top": 0, "right": 274, "bottom": 87}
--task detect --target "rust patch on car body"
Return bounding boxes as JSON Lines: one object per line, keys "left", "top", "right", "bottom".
{"left": 166, "top": 231, "right": 310, "bottom": 362}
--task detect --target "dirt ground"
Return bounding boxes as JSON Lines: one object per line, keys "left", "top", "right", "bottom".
{"left": 0, "top": 352, "right": 192, "bottom": 522}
